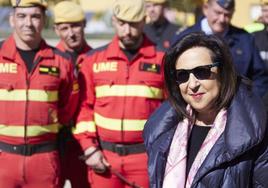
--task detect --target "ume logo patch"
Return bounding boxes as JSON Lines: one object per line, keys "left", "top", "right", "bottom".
{"left": 93, "top": 61, "right": 118, "bottom": 73}
{"left": 0, "top": 63, "right": 17, "bottom": 73}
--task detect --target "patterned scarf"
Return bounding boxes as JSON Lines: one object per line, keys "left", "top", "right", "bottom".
{"left": 163, "top": 107, "right": 227, "bottom": 188}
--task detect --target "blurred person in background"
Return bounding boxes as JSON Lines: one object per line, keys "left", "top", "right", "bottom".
{"left": 253, "top": 0, "right": 268, "bottom": 72}
{"left": 143, "top": 32, "right": 268, "bottom": 188}
{"left": 0, "top": 0, "right": 78, "bottom": 187}
{"left": 244, "top": 16, "right": 265, "bottom": 33}
{"left": 75, "top": 0, "right": 165, "bottom": 187}
{"left": 144, "top": 0, "right": 180, "bottom": 50}
{"left": 53, "top": 1, "right": 92, "bottom": 188}
{"left": 255, "top": 0, "right": 268, "bottom": 112}
{"left": 173, "top": 0, "right": 268, "bottom": 97}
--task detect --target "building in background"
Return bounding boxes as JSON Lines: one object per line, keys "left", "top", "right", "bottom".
{"left": 232, "top": 0, "right": 264, "bottom": 28}
{"left": 0, "top": 0, "right": 266, "bottom": 34}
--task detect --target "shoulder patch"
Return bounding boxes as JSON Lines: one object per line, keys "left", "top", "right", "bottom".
{"left": 52, "top": 47, "right": 71, "bottom": 61}
{"left": 86, "top": 44, "right": 109, "bottom": 57}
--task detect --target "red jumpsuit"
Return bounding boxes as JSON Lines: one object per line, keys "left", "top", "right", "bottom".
{"left": 0, "top": 36, "right": 78, "bottom": 188}
{"left": 76, "top": 36, "right": 165, "bottom": 188}
{"left": 56, "top": 41, "right": 92, "bottom": 188}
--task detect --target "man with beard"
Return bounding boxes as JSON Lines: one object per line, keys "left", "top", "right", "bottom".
{"left": 75, "top": 0, "right": 165, "bottom": 187}
{"left": 53, "top": 1, "right": 92, "bottom": 188}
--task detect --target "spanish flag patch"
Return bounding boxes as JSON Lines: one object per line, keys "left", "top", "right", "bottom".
{"left": 139, "top": 62, "right": 161, "bottom": 74}
{"left": 39, "top": 65, "right": 60, "bottom": 77}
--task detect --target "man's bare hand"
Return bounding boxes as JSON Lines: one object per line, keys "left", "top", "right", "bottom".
{"left": 84, "top": 146, "right": 110, "bottom": 173}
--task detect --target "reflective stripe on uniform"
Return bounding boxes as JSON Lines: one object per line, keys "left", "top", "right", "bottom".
{"left": 0, "top": 89, "right": 58, "bottom": 102}
{"left": 95, "top": 85, "right": 163, "bottom": 99}
{"left": 0, "top": 123, "right": 62, "bottom": 137}
{"left": 94, "top": 113, "right": 146, "bottom": 131}
{"left": 73, "top": 121, "right": 96, "bottom": 134}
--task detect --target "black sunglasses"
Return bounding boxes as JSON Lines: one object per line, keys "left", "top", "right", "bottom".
{"left": 175, "top": 62, "right": 220, "bottom": 84}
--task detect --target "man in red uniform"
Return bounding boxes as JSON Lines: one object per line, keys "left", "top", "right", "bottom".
{"left": 54, "top": 1, "right": 92, "bottom": 70}
{"left": 0, "top": 0, "right": 78, "bottom": 188}
{"left": 75, "top": 0, "right": 165, "bottom": 187}
{"left": 53, "top": 1, "right": 91, "bottom": 188}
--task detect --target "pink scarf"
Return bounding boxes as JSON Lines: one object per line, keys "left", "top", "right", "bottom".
{"left": 163, "top": 107, "right": 227, "bottom": 188}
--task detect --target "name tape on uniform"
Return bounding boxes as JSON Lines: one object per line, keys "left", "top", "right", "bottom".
{"left": 0, "top": 63, "right": 18, "bottom": 74}
{"left": 93, "top": 61, "right": 118, "bottom": 73}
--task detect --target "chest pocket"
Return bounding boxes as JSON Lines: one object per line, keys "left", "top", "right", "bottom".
{"left": 0, "top": 81, "right": 20, "bottom": 124}
{"left": 0, "top": 80, "right": 20, "bottom": 101}
{"left": 0, "top": 82, "right": 16, "bottom": 91}
{"left": 140, "top": 80, "right": 163, "bottom": 100}
{"left": 39, "top": 81, "right": 60, "bottom": 103}
{"left": 94, "top": 78, "right": 116, "bottom": 108}
{"left": 38, "top": 81, "right": 60, "bottom": 125}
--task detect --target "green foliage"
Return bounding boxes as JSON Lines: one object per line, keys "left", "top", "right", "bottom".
{"left": 169, "top": 0, "right": 203, "bottom": 12}
{"left": 0, "top": 0, "right": 10, "bottom": 6}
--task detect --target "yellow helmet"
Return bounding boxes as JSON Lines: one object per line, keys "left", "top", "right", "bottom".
{"left": 10, "top": 0, "right": 48, "bottom": 9}
{"left": 54, "top": 1, "right": 85, "bottom": 24}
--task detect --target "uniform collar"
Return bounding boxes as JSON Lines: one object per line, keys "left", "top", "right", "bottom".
{"left": 56, "top": 40, "right": 92, "bottom": 65}
{"left": 56, "top": 40, "right": 66, "bottom": 52}
{"left": 201, "top": 18, "right": 229, "bottom": 37}
{"left": 0, "top": 35, "right": 54, "bottom": 62}
{"left": 150, "top": 18, "right": 169, "bottom": 29}
{"left": 56, "top": 40, "right": 92, "bottom": 55}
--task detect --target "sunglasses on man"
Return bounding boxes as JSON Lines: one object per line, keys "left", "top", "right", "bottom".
{"left": 175, "top": 62, "right": 220, "bottom": 84}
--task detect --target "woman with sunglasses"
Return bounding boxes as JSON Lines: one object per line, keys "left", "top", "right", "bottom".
{"left": 143, "top": 32, "right": 268, "bottom": 188}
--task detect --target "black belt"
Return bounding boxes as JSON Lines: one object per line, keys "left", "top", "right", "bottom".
{"left": 99, "top": 140, "right": 145, "bottom": 156}
{"left": 0, "top": 141, "right": 57, "bottom": 156}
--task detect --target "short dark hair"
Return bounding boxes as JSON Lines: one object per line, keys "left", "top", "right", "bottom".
{"left": 163, "top": 32, "right": 237, "bottom": 120}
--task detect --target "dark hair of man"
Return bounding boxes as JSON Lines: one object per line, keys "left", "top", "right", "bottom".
{"left": 163, "top": 32, "right": 237, "bottom": 121}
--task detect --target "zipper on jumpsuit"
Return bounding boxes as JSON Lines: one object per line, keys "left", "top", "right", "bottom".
{"left": 22, "top": 75, "right": 29, "bottom": 182}
{"left": 121, "top": 60, "right": 130, "bottom": 143}
{"left": 22, "top": 56, "right": 41, "bottom": 183}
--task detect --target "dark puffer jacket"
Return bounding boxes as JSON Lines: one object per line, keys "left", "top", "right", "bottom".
{"left": 143, "top": 83, "right": 268, "bottom": 188}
